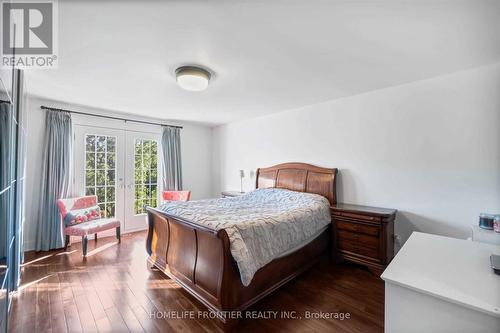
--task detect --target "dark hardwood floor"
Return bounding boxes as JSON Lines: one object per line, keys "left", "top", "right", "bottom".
{"left": 8, "top": 231, "right": 384, "bottom": 333}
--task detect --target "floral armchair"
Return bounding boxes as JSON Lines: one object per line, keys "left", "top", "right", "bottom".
{"left": 162, "top": 191, "right": 191, "bottom": 202}
{"left": 57, "top": 195, "right": 121, "bottom": 256}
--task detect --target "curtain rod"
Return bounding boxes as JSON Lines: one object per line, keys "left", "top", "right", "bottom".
{"left": 40, "top": 105, "right": 183, "bottom": 129}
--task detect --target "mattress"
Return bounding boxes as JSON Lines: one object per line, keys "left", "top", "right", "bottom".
{"left": 159, "top": 188, "right": 331, "bottom": 286}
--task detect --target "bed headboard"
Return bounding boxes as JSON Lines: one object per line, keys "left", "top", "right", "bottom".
{"left": 255, "top": 162, "right": 338, "bottom": 205}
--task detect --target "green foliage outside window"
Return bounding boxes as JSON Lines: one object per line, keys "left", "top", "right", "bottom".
{"left": 134, "top": 139, "right": 158, "bottom": 214}
{"left": 85, "top": 136, "right": 159, "bottom": 217}
{"left": 85, "top": 135, "right": 116, "bottom": 218}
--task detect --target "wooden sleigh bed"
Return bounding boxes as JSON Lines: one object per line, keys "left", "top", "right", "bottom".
{"left": 146, "top": 163, "right": 338, "bottom": 328}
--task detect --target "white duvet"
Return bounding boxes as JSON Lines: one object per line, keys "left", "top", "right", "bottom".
{"left": 159, "top": 188, "right": 331, "bottom": 286}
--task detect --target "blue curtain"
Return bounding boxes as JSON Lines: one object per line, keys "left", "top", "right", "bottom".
{"left": 35, "top": 111, "right": 72, "bottom": 251}
{"left": 161, "top": 126, "right": 183, "bottom": 190}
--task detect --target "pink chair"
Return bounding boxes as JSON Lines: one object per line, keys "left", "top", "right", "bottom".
{"left": 57, "top": 195, "right": 121, "bottom": 256}
{"left": 162, "top": 191, "right": 191, "bottom": 202}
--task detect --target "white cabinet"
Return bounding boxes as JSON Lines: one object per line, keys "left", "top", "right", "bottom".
{"left": 382, "top": 232, "right": 500, "bottom": 333}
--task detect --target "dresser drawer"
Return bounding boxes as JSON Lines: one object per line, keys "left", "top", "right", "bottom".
{"left": 338, "top": 238, "right": 380, "bottom": 260}
{"left": 337, "top": 230, "right": 379, "bottom": 249}
{"left": 336, "top": 220, "right": 379, "bottom": 237}
{"left": 332, "top": 211, "right": 381, "bottom": 222}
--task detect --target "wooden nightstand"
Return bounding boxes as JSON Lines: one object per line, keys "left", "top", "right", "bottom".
{"left": 331, "top": 203, "right": 397, "bottom": 276}
{"left": 221, "top": 191, "right": 246, "bottom": 198}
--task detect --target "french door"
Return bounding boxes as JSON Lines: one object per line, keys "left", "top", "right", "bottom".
{"left": 124, "top": 131, "right": 160, "bottom": 231}
{"left": 74, "top": 126, "right": 160, "bottom": 234}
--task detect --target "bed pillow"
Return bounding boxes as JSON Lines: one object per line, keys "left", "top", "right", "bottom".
{"left": 64, "top": 205, "right": 102, "bottom": 227}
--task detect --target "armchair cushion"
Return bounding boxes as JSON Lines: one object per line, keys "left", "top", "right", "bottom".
{"left": 65, "top": 218, "right": 121, "bottom": 237}
{"left": 57, "top": 195, "right": 98, "bottom": 216}
{"left": 64, "top": 205, "right": 101, "bottom": 227}
{"left": 58, "top": 195, "right": 103, "bottom": 227}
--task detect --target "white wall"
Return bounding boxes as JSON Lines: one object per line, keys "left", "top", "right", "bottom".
{"left": 212, "top": 64, "right": 500, "bottom": 246}
{"left": 24, "top": 96, "right": 213, "bottom": 251}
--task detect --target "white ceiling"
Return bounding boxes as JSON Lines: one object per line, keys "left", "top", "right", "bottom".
{"left": 26, "top": 0, "right": 500, "bottom": 125}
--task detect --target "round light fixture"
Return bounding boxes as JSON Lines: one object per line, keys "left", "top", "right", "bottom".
{"left": 175, "top": 66, "right": 211, "bottom": 91}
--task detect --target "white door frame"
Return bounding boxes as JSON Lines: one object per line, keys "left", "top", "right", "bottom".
{"left": 124, "top": 131, "right": 161, "bottom": 232}
{"left": 73, "top": 125, "right": 126, "bottom": 239}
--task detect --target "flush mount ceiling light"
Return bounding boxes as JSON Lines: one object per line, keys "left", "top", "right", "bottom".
{"left": 175, "top": 66, "right": 211, "bottom": 91}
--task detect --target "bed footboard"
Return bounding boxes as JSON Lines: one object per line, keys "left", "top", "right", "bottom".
{"left": 146, "top": 207, "right": 228, "bottom": 312}
{"left": 146, "top": 206, "right": 329, "bottom": 326}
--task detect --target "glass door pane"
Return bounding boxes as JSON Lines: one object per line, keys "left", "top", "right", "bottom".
{"left": 74, "top": 126, "right": 125, "bottom": 237}
{"left": 84, "top": 134, "right": 117, "bottom": 218}
{"left": 133, "top": 139, "right": 158, "bottom": 215}
{"left": 124, "top": 132, "right": 160, "bottom": 232}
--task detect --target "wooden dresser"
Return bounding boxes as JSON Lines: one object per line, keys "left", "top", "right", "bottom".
{"left": 331, "top": 203, "right": 397, "bottom": 275}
